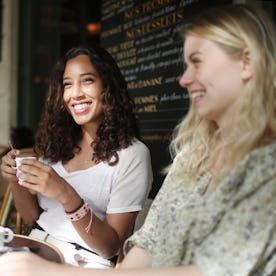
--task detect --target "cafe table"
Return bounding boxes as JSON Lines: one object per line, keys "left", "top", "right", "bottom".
{"left": 6, "top": 234, "right": 64, "bottom": 263}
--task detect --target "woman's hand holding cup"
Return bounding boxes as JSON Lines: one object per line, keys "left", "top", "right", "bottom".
{"left": 15, "top": 153, "right": 37, "bottom": 185}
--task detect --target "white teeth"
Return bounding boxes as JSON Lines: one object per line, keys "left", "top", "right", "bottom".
{"left": 190, "top": 92, "right": 204, "bottom": 99}
{"left": 73, "top": 103, "right": 90, "bottom": 110}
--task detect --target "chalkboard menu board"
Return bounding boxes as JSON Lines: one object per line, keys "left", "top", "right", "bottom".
{"left": 100, "top": 0, "right": 232, "bottom": 198}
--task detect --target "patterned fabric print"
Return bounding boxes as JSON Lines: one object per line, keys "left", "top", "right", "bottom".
{"left": 125, "top": 142, "right": 276, "bottom": 276}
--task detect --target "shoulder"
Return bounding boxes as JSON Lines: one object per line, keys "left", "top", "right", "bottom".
{"left": 114, "top": 138, "right": 152, "bottom": 178}
{"left": 236, "top": 141, "right": 276, "bottom": 181}
{"left": 118, "top": 138, "right": 151, "bottom": 159}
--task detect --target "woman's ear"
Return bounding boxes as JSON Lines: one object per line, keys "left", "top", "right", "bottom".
{"left": 241, "top": 48, "right": 254, "bottom": 80}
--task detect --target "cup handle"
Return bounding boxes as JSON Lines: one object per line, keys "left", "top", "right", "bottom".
{"left": 3, "top": 228, "right": 13, "bottom": 243}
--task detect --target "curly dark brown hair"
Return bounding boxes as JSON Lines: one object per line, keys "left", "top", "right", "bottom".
{"left": 34, "top": 45, "right": 139, "bottom": 166}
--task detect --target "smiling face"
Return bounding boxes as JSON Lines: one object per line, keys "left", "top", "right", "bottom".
{"left": 179, "top": 35, "right": 246, "bottom": 131}
{"left": 62, "top": 54, "right": 104, "bottom": 128}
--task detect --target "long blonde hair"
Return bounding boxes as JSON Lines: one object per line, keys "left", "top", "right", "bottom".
{"left": 168, "top": 4, "right": 276, "bottom": 183}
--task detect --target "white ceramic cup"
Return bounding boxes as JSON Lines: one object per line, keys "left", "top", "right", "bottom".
{"left": 15, "top": 154, "right": 37, "bottom": 184}
{"left": 0, "top": 226, "right": 13, "bottom": 248}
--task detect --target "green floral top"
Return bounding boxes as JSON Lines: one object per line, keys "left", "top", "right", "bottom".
{"left": 125, "top": 142, "right": 276, "bottom": 276}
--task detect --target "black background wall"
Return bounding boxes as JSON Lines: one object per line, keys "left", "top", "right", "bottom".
{"left": 100, "top": 0, "right": 232, "bottom": 198}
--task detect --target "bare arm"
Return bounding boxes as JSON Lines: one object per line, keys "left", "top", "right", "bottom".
{"left": 120, "top": 246, "right": 152, "bottom": 268}
{"left": 70, "top": 208, "right": 138, "bottom": 259}
{"left": 0, "top": 251, "right": 203, "bottom": 276}
{"left": 120, "top": 247, "right": 202, "bottom": 275}
{"left": 9, "top": 181, "right": 41, "bottom": 226}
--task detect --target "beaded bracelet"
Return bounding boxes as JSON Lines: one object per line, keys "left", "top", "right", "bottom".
{"left": 65, "top": 199, "right": 84, "bottom": 214}
{"left": 85, "top": 209, "right": 93, "bottom": 233}
{"left": 66, "top": 202, "right": 93, "bottom": 233}
{"left": 66, "top": 202, "right": 90, "bottom": 221}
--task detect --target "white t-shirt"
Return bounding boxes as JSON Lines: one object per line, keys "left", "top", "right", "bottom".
{"left": 36, "top": 139, "right": 153, "bottom": 250}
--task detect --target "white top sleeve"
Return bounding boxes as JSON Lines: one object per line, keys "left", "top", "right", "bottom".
{"left": 107, "top": 139, "right": 153, "bottom": 213}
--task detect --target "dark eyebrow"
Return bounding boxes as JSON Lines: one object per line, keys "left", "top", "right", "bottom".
{"left": 63, "top": 72, "right": 97, "bottom": 81}
{"left": 80, "top": 72, "right": 96, "bottom": 77}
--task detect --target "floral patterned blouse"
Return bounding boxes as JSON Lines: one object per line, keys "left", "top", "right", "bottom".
{"left": 125, "top": 142, "right": 276, "bottom": 276}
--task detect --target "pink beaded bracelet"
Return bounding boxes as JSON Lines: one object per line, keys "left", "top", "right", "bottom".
{"left": 66, "top": 202, "right": 93, "bottom": 233}
{"left": 66, "top": 202, "right": 89, "bottom": 221}
{"left": 85, "top": 209, "right": 93, "bottom": 233}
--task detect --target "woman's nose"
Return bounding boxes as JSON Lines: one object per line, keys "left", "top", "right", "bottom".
{"left": 179, "top": 67, "right": 194, "bottom": 88}
{"left": 71, "top": 83, "right": 84, "bottom": 97}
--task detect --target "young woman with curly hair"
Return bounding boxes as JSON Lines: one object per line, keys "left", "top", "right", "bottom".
{"left": 1, "top": 45, "right": 153, "bottom": 268}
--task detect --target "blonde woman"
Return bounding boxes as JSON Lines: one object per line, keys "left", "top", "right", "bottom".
{"left": 1, "top": 3, "right": 275, "bottom": 276}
